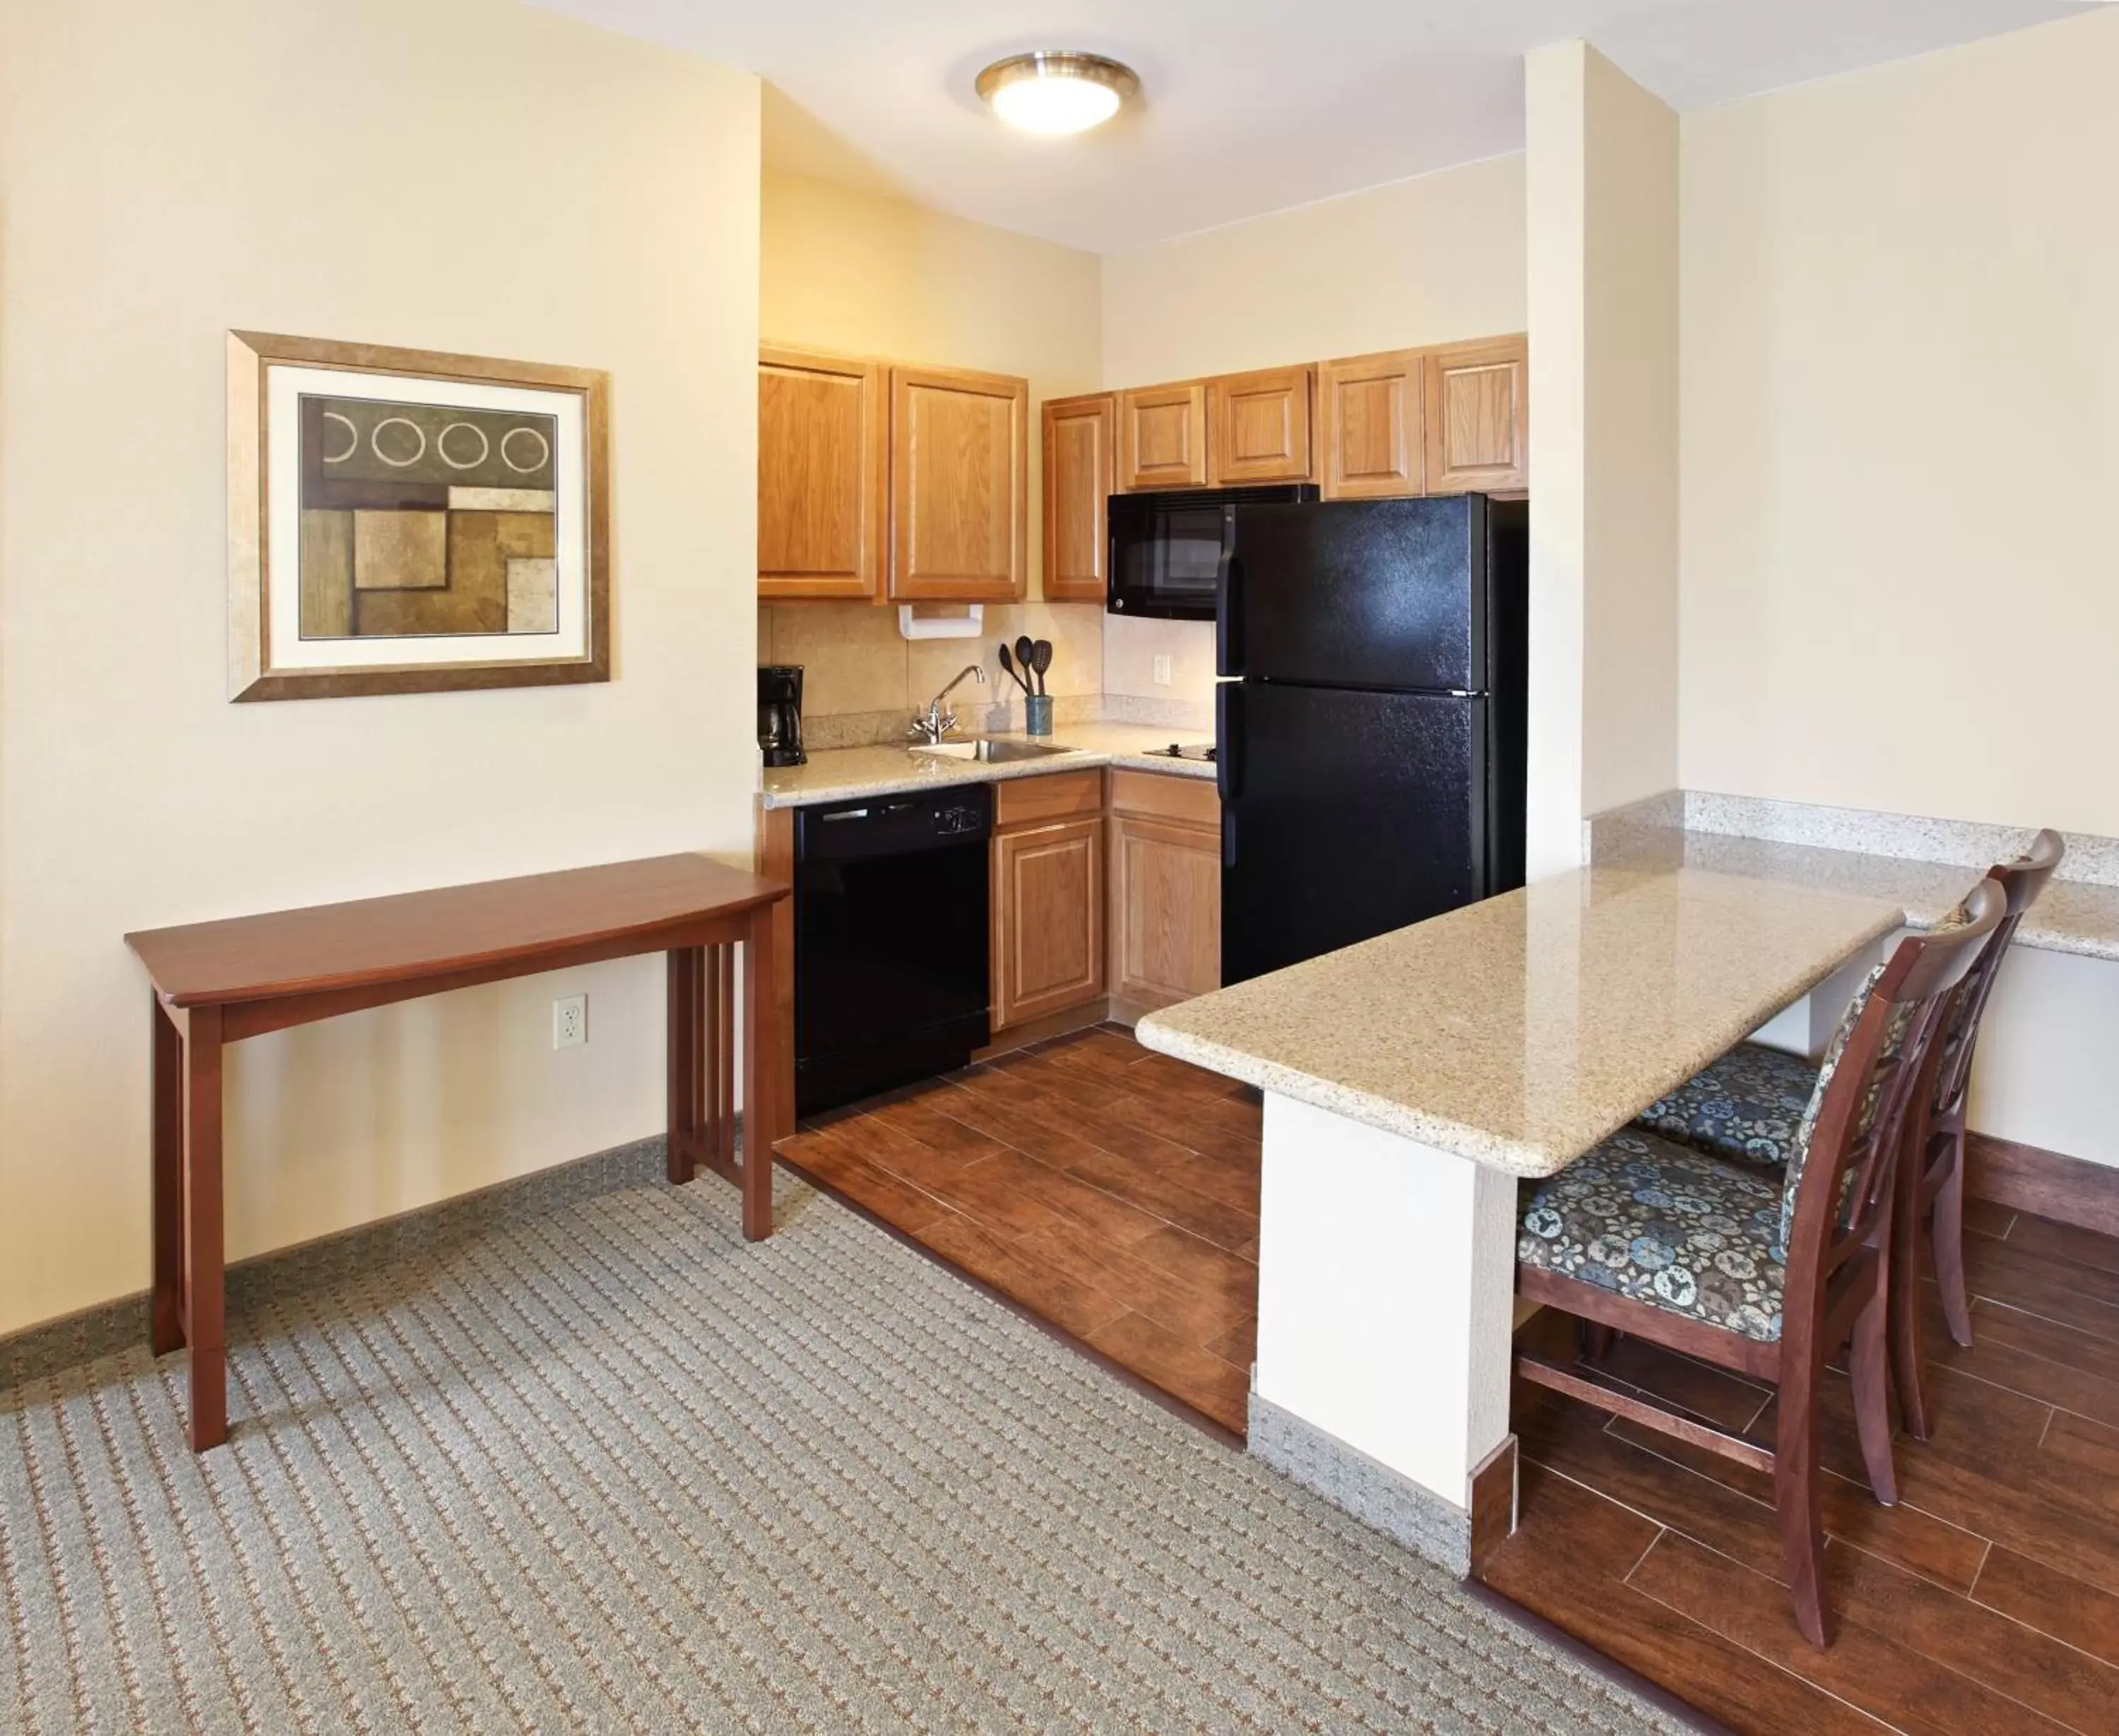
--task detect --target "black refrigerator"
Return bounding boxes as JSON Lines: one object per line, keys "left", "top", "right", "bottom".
{"left": 1216, "top": 494, "right": 1526, "bottom": 985}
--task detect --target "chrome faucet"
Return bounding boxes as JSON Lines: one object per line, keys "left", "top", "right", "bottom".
{"left": 911, "top": 664, "right": 987, "bottom": 743}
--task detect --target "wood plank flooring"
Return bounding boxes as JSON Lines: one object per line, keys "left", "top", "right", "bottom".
{"left": 1483, "top": 1200, "right": 2119, "bottom": 1735}
{"left": 774, "top": 1025, "right": 1262, "bottom": 1434}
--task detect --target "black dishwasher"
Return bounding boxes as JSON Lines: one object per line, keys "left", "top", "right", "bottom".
{"left": 793, "top": 784, "right": 993, "bottom": 1117}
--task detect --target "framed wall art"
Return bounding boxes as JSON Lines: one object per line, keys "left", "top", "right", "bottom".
{"left": 227, "top": 331, "right": 610, "bottom": 700}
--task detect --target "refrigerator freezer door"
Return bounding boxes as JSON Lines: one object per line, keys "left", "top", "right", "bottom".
{"left": 1221, "top": 683, "right": 1487, "bottom": 985}
{"left": 1221, "top": 496, "right": 1485, "bottom": 691}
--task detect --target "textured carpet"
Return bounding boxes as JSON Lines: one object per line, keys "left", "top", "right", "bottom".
{"left": 2, "top": 1165, "right": 1685, "bottom": 1734}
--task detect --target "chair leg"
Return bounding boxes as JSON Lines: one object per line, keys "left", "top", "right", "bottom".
{"left": 1578, "top": 1321, "right": 1616, "bottom": 1367}
{"left": 1848, "top": 1292, "right": 1899, "bottom": 1506}
{"left": 1774, "top": 1353, "right": 1834, "bottom": 1648}
{"left": 1933, "top": 1126, "right": 1973, "bottom": 1348}
{"left": 1889, "top": 1124, "right": 1933, "bottom": 1444}
{"left": 1889, "top": 1213, "right": 1932, "bottom": 1445}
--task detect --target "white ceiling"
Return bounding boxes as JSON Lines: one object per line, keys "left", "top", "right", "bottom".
{"left": 530, "top": 1, "right": 2094, "bottom": 251}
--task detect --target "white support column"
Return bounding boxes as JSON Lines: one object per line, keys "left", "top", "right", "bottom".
{"left": 1250, "top": 1092, "right": 1519, "bottom": 1561}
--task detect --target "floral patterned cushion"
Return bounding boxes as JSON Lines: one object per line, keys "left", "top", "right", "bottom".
{"left": 1635, "top": 1042, "right": 1817, "bottom": 1171}
{"left": 1517, "top": 1127, "right": 1788, "bottom": 1343}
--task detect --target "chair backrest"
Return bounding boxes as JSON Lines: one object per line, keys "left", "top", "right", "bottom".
{"left": 1780, "top": 879, "right": 2005, "bottom": 1360}
{"left": 1928, "top": 828, "right": 2065, "bottom": 1124}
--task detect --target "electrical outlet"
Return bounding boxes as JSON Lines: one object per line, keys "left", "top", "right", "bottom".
{"left": 1152, "top": 653, "right": 1173, "bottom": 686}
{"left": 552, "top": 993, "right": 587, "bottom": 1050}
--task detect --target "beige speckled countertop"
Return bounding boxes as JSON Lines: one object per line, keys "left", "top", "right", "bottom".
{"left": 1135, "top": 867, "right": 1904, "bottom": 1177}
{"left": 759, "top": 723, "right": 1215, "bottom": 809}
{"left": 1594, "top": 825, "right": 2119, "bottom": 964}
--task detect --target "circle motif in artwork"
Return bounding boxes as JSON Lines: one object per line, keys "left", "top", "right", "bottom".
{"left": 321, "top": 410, "right": 360, "bottom": 464}
{"left": 501, "top": 425, "right": 551, "bottom": 474}
{"left": 437, "top": 421, "right": 491, "bottom": 470}
{"left": 371, "top": 417, "right": 427, "bottom": 468}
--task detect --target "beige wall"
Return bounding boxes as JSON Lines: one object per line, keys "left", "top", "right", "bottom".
{"left": 1099, "top": 156, "right": 1530, "bottom": 714}
{"left": 1099, "top": 155, "right": 1528, "bottom": 387}
{"left": 1524, "top": 42, "right": 1680, "bottom": 876}
{"left": 0, "top": 0, "right": 762, "bottom": 1334}
{"left": 1680, "top": 7, "right": 2119, "bottom": 834}
{"left": 758, "top": 172, "right": 1106, "bottom": 721}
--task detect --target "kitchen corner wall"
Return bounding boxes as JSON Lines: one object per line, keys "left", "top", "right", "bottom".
{"left": 1524, "top": 42, "right": 1680, "bottom": 879}
{"left": 759, "top": 171, "right": 1108, "bottom": 737}
{"left": 1098, "top": 156, "right": 1531, "bottom": 721}
{"left": 0, "top": 0, "right": 761, "bottom": 1336}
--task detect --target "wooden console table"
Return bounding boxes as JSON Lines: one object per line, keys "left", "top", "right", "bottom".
{"left": 124, "top": 854, "right": 789, "bottom": 1451}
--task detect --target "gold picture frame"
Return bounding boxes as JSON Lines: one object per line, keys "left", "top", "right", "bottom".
{"left": 227, "top": 330, "right": 611, "bottom": 701}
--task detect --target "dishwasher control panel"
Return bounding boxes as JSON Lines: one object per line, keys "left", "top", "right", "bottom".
{"left": 796, "top": 782, "right": 995, "bottom": 864}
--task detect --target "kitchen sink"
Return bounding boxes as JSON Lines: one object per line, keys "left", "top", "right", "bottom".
{"left": 910, "top": 738, "right": 1073, "bottom": 764}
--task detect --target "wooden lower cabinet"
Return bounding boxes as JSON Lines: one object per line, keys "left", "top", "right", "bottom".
{"left": 1108, "top": 770, "right": 1221, "bottom": 1013}
{"left": 991, "top": 814, "right": 1105, "bottom": 1033}
{"left": 1109, "top": 816, "right": 1220, "bottom": 1011}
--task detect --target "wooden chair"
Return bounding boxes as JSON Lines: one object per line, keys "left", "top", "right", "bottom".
{"left": 1890, "top": 828, "right": 2065, "bottom": 1439}
{"left": 1514, "top": 879, "right": 2005, "bottom": 1646}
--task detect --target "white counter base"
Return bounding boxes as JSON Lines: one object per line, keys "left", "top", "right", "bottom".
{"left": 1252, "top": 1093, "right": 1519, "bottom": 1568}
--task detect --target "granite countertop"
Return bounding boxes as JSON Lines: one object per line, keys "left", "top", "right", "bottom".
{"left": 1595, "top": 824, "right": 2119, "bottom": 963}
{"left": 759, "top": 723, "right": 1215, "bottom": 809}
{"left": 1134, "top": 867, "right": 1904, "bottom": 1177}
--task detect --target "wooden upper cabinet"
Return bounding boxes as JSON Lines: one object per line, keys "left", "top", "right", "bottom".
{"left": 890, "top": 364, "right": 1028, "bottom": 601}
{"left": 1041, "top": 393, "right": 1113, "bottom": 602}
{"left": 757, "top": 347, "right": 886, "bottom": 599}
{"left": 1208, "top": 366, "right": 1312, "bottom": 485}
{"left": 1317, "top": 349, "right": 1424, "bottom": 499}
{"left": 1118, "top": 382, "right": 1208, "bottom": 491}
{"left": 1423, "top": 335, "right": 1528, "bottom": 497}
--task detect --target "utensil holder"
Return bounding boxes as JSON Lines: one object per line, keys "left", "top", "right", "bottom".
{"left": 1024, "top": 694, "right": 1053, "bottom": 737}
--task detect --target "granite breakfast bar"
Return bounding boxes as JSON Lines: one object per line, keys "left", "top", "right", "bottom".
{"left": 1134, "top": 866, "right": 1907, "bottom": 1571}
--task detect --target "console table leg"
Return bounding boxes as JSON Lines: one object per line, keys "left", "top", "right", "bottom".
{"left": 150, "top": 994, "right": 185, "bottom": 1357}
{"left": 716, "top": 944, "right": 736, "bottom": 1172}
{"left": 742, "top": 905, "right": 777, "bottom": 1241}
{"left": 666, "top": 947, "right": 699, "bottom": 1183}
{"left": 184, "top": 1004, "right": 227, "bottom": 1451}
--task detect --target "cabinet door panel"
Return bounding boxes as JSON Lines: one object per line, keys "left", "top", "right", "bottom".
{"left": 1423, "top": 336, "right": 1528, "bottom": 496}
{"left": 892, "top": 365, "right": 1028, "bottom": 600}
{"left": 1110, "top": 815, "right": 1220, "bottom": 1011}
{"left": 758, "top": 347, "right": 886, "bottom": 598}
{"left": 1118, "top": 384, "right": 1208, "bottom": 491}
{"left": 1317, "top": 350, "right": 1423, "bottom": 500}
{"left": 992, "top": 816, "right": 1105, "bottom": 1031}
{"left": 1209, "top": 367, "right": 1312, "bottom": 484}
{"left": 1041, "top": 393, "right": 1113, "bottom": 602}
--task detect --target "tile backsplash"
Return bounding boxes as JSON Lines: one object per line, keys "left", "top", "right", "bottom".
{"left": 759, "top": 600, "right": 1105, "bottom": 733}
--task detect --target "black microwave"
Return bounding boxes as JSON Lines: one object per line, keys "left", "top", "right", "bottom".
{"left": 1107, "top": 483, "right": 1317, "bottom": 620}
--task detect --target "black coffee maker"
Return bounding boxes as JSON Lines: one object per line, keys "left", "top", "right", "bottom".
{"left": 757, "top": 665, "right": 805, "bottom": 767}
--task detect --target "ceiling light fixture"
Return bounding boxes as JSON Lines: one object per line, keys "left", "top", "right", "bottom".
{"left": 976, "top": 52, "right": 1139, "bottom": 135}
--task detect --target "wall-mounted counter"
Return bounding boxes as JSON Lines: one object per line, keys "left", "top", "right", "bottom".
{"left": 1588, "top": 792, "right": 2119, "bottom": 1183}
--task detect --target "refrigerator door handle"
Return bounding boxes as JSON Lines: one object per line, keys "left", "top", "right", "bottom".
{"left": 1216, "top": 552, "right": 1245, "bottom": 677}
{"left": 1216, "top": 682, "right": 1242, "bottom": 802}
